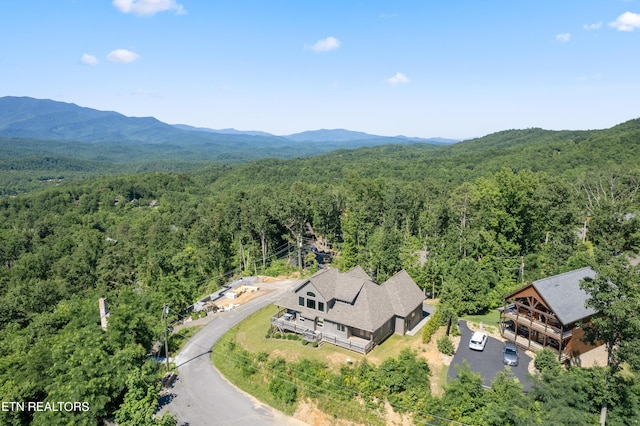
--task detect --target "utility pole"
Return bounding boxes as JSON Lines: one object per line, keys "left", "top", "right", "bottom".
{"left": 163, "top": 304, "right": 170, "bottom": 373}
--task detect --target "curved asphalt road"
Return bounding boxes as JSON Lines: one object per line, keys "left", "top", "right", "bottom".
{"left": 161, "top": 281, "right": 308, "bottom": 426}
{"left": 448, "top": 321, "right": 533, "bottom": 392}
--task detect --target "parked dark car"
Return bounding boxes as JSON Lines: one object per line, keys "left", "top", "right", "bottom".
{"left": 503, "top": 341, "right": 519, "bottom": 366}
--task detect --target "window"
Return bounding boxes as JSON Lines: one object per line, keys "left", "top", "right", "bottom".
{"left": 306, "top": 299, "right": 316, "bottom": 310}
{"left": 307, "top": 291, "right": 316, "bottom": 297}
{"left": 337, "top": 324, "right": 345, "bottom": 332}
{"left": 317, "top": 318, "right": 324, "bottom": 328}
{"left": 299, "top": 317, "right": 305, "bottom": 323}
{"left": 298, "top": 296, "right": 304, "bottom": 306}
{"left": 318, "top": 302, "right": 325, "bottom": 312}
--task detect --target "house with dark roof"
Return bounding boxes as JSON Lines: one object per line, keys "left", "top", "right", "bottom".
{"left": 271, "top": 266, "right": 425, "bottom": 353}
{"left": 499, "top": 267, "right": 603, "bottom": 362}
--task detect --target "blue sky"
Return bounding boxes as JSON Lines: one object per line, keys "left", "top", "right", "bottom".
{"left": 1, "top": 1, "right": 639, "bottom": 139}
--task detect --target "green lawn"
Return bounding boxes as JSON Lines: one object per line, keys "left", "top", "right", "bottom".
{"left": 234, "top": 304, "right": 424, "bottom": 369}
{"left": 461, "top": 310, "right": 501, "bottom": 334}
{"left": 170, "top": 325, "right": 203, "bottom": 353}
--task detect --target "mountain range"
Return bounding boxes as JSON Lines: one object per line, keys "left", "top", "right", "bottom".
{"left": 2, "top": 95, "right": 638, "bottom": 196}
{"left": 0, "top": 96, "right": 456, "bottom": 146}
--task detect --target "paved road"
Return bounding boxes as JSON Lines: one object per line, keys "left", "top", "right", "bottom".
{"left": 448, "top": 321, "right": 534, "bottom": 392}
{"left": 161, "top": 281, "right": 309, "bottom": 426}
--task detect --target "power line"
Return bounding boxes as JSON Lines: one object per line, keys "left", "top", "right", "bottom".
{"left": 211, "top": 343, "right": 472, "bottom": 426}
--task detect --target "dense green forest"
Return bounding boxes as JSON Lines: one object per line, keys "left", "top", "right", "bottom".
{"left": 1, "top": 119, "right": 640, "bottom": 424}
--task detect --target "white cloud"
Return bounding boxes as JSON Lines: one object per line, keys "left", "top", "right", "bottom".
{"left": 583, "top": 22, "right": 602, "bottom": 30}
{"left": 386, "top": 72, "right": 410, "bottom": 86}
{"left": 81, "top": 54, "right": 98, "bottom": 65}
{"left": 609, "top": 11, "right": 640, "bottom": 31}
{"left": 113, "top": 0, "right": 185, "bottom": 16}
{"left": 307, "top": 36, "right": 341, "bottom": 53}
{"left": 107, "top": 49, "right": 140, "bottom": 63}
{"left": 555, "top": 33, "right": 571, "bottom": 42}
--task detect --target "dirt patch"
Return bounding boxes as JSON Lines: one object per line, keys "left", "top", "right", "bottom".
{"left": 215, "top": 287, "right": 273, "bottom": 308}
{"left": 174, "top": 287, "right": 273, "bottom": 333}
{"left": 419, "top": 328, "right": 460, "bottom": 397}
{"left": 294, "top": 400, "right": 355, "bottom": 426}
{"left": 293, "top": 399, "right": 412, "bottom": 426}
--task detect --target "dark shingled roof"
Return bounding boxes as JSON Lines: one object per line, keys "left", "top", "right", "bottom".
{"left": 532, "top": 266, "right": 598, "bottom": 325}
{"left": 383, "top": 270, "right": 426, "bottom": 317}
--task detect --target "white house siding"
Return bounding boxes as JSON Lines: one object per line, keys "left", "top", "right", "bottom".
{"left": 323, "top": 320, "right": 349, "bottom": 339}
{"left": 296, "top": 282, "right": 328, "bottom": 315}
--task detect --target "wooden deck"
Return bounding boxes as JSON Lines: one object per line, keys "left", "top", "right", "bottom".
{"left": 503, "top": 310, "right": 572, "bottom": 340}
{"left": 502, "top": 329, "right": 571, "bottom": 361}
{"left": 271, "top": 316, "right": 374, "bottom": 354}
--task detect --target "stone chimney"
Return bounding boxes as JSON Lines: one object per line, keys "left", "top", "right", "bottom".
{"left": 99, "top": 298, "right": 110, "bottom": 331}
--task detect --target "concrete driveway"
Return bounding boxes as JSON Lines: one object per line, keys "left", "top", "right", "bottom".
{"left": 448, "top": 321, "right": 534, "bottom": 392}
{"left": 160, "top": 280, "right": 308, "bottom": 426}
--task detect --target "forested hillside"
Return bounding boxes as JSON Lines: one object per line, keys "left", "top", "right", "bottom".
{"left": 1, "top": 118, "right": 639, "bottom": 424}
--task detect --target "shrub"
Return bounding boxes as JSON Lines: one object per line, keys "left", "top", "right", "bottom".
{"left": 437, "top": 335, "right": 454, "bottom": 356}
{"left": 264, "top": 259, "right": 298, "bottom": 277}
{"left": 450, "top": 324, "right": 461, "bottom": 337}
{"left": 421, "top": 310, "right": 442, "bottom": 343}
{"left": 534, "top": 347, "right": 562, "bottom": 373}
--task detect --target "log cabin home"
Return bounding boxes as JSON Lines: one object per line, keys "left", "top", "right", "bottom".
{"left": 499, "top": 266, "right": 604, "bottom": 362}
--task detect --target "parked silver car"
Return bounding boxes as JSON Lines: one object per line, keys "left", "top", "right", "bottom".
{"left": 503, "top": 341, "right": 519, "bottom": 366}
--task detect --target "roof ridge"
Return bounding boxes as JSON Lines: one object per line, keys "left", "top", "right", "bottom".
{"left": 533, "top": 266, "right": 594, "bottom": 283}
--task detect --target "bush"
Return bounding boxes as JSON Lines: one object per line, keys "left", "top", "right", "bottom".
{"left": 422, "top": 310, "right": 442, "bottom": 343}
{"left": 437, "top": 335, "right": 454, "bottom": 356}
{"left": 534, "top": 347, "right": 562, "bottom": 373}
{"left": 264, "top": 259, "right": 298, "bottom": 277}
{"left": 450, "top": 324, "right": 461, "bottom": 336}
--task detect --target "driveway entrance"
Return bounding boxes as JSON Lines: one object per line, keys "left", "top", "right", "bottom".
{"left": 448, "top": 321, "right": 534, "bottom": 391}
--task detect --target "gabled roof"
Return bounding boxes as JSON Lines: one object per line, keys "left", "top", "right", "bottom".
{"left": 382, "top": 270, "right": 426, "bottom": 317}
{"left": 531, "top": 267, "right": 597, "bottom": 325}
{"left": 276, "top": 267, "right": 424, "bottom": 332}
{"left": 329, "top": 282, "right": 395, "bottom": 331}
{"left": 304, "top": 268, "right": 337, "bottom": 301}
{"left": 506, "top": 267, "right": 598, "bottom": 325}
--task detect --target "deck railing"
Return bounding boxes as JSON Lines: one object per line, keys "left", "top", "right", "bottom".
{"left": 502, "top": 329, "right": 571, "bottom": 361}
{"left": 271, "top": 315, "right": 374, "bottom": 353}
{"left": 503, "top": 310, "right": 571, "bottom": 340}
